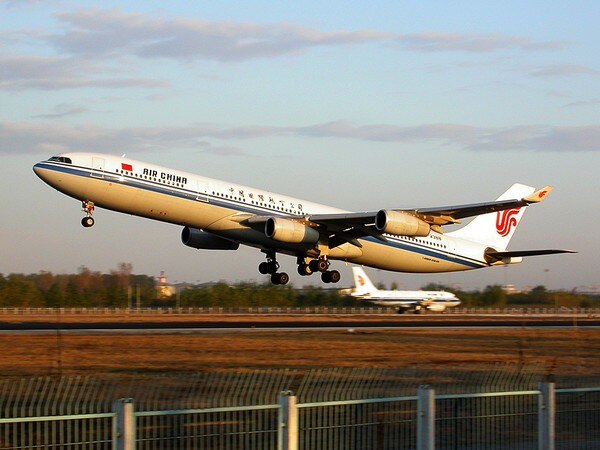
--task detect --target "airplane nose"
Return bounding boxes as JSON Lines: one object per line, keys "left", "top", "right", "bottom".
{"left": 33, "top": 162, "right": 46, "bottom": 180}
{"left": 32, "top": 161, "right": 55, "bottom": 185}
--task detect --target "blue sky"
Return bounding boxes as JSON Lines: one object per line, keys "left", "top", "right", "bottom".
{"left": 1, "top": 1, "right": 598, "bottom": 291}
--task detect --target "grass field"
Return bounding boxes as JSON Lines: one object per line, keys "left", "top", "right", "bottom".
{"left": 0, "top": 326, "right": 597, "bottom": 379}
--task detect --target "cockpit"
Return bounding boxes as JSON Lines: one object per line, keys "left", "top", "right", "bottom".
{"left": 48, "top": 156, "right": 73, "bottom": 164}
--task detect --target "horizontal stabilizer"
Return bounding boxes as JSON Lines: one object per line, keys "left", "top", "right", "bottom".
{"left": 485, "top": 249, "right": 576, "bottom": 260}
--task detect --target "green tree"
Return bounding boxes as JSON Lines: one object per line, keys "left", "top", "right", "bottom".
{"left": 480, "top": 285, "right": 507, "bottom": 306}
{"left": 45, "top": 282, "right": 64, "bottom": 307}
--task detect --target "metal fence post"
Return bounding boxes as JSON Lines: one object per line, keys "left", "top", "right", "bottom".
{"left": 539, "top": 382, "right": 555, "bottom": 450}
{"left": 113, "top": 398, "right": 135, "bottom": 450}
{"left": 279, "top": 390, "right": 298, "bottom": 450}
{"left": 417, "top": 385, "right": 435, "bottom": 450}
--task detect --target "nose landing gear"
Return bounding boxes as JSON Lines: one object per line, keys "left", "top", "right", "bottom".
{"left": 81, "top": 201, "right": 95, "bottom": 228}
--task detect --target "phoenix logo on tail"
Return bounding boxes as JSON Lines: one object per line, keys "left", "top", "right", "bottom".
{"left": 496, "top": 208, "right": 521, "bottom": 237}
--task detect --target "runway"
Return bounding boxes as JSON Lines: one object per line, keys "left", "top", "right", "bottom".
{"left": 1, "top": 315, "right": 598, "bottom": 334}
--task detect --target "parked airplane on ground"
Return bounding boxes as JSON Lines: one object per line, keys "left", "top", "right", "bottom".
{"left": 350, "top": 267, "right": 461, "bottom": 313}
{"left": 33, "top": 153, "right": 574, "bottom": 285}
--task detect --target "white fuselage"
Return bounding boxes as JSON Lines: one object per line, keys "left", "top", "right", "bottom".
{"left": 354, "top": 290, "right": 461, "bottom": 310}
{"left": 33, "top": 152, "right": 494, "bottom": 273}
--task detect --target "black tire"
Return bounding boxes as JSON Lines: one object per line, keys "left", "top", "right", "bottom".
{"left": 81, "top": 217, "right": 94, "bottom": 228}
{"left": 278, "top": 272, "right": 289, "bottom": 285}
{"left": 297, "top": 264, "right": 312, "bottom": 276}
{"left": 259, "top": 262, "right": 269, "bottom": 274}
{"left": 316, "top": 259, "right": 329, "bottom": 272}
{"left": 321, "top": 271, "right": 331, "bottom": 283}
{"left": 328, "top": 270, "right": 341, "bottom": 283}
{"left": 271, "top": 272, "right": 289, "bottom": 285}
{"left": 308, "top": 259, "right": 320, "bottom": 272}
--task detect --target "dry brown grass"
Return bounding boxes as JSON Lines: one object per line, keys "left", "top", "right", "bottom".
{"left": 0, "top": 328, "right": 597, "bottom": 378}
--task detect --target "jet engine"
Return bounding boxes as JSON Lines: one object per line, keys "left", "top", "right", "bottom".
{"left": 265, "top": 218, "right": 320, "bottom": 244}
{"left": 375, "top": 210, "right": 430, "bottom": 237}
{"left": 425, "top": 303, "right": 447, "bottom": 312}
{"left": 181, "top": 227, "right": 240, "bottom": 250}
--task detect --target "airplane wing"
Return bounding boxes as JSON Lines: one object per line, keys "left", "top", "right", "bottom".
{"left": 309, "top": 186, "right": 554, "bottom": 248}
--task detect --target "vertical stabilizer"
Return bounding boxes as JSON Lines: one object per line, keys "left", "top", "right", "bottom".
{"left": 447, "top": 183, "right": 536, "bottom": 251}
{"left": 351, "top": 267, "right": 379, "bottom": 296}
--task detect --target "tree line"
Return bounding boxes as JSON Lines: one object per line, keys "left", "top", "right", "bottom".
{"left": 0, "top": 265, "right": 596, "bottom": 308}
{"left": 0, "top": 264, "right": 155, "bottom": 308}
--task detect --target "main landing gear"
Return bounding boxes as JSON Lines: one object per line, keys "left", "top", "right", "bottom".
{"left": 258, "top": 253, "right": 289, "bottom": 285}
{"left": 302, "top": 257, "right": 340, "bottom": 284}
{"left": 81, "top": 201, "right": 95, "bottom": 228}
{"left": 260, "top": 254, "right": 341, "bottom": 285}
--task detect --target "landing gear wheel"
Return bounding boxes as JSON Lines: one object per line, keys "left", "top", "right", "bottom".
{"left": 259, "top": 260, "right": 279, "bottom": 275}
{"left": 321, "top": 270, "right": 341, "bottom": 284}
{"left": 297, "top": 264, "right": 313, "bottom": 276}
{"left": 81, "top": 217, "right": 95, "bottom": 228}
{"left": 309, "top": 258, "right": 330, "bottom": 273}
{"left": 259, "top": 262, "right": 269, "bottom": 274}
{"left": 327, "top": 270, "right": 341, "bottom": 283}
{"left": 271, "top": 272, "right": 289, "bottom": 285}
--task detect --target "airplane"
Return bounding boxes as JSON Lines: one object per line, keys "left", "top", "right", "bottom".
{"left": 33, "top": 153, "right": 574, "bottom": 285}
{"left": 349, "top": 267, "right": 461, "bottom": 313}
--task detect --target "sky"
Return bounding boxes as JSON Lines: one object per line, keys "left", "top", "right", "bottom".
{"left": 1, "top": 0, "right": 598, "bottom": 291}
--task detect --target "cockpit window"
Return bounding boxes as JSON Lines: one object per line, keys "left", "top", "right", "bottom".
{"left": 48, "top": 156, "right": 72, "bottom": 164}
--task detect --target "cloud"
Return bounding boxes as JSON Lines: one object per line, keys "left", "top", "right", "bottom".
{"left": 0, "top": 8, "right": 575, "bottom": 93}
{"left": 562, "top": 98, "right": 600, "bottom": 109}
{"left": 43, "top": 9, "right": 565, "bottom": 63}
{"left": 466, "top": 125, "right": 600, "bottom": 152}
{"left": 48, "top": 9, "right": 391, "bottom": 62}
{"left": 397, "top": 32, "right": 568, "bottom": 53}
{"left": 30, "top": 103, "right": 89, "bottom": 119}
{"left": 529, "top": 65, "right": 600, "bottom": 77}
{"left": 1, "top": 0, "right": 45, "bottom": 7}
{"left": 0, "top": 54, "right": 168, "bottom": 91}
{"left": 296, "top": 121, "right": 483, "bottom": 145}
{"left": 3, "top": 120, "right": 599, "bottom": 156}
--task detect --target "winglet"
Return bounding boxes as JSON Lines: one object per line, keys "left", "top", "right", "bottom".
{"left": 524, "top": 186, "right": 553, "bottom": 203}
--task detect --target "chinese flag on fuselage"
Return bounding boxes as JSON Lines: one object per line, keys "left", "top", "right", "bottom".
{"left": 121, "top": 163, "right": 133, "bottom": 171}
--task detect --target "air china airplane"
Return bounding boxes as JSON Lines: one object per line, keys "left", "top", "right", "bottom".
{"left": 350, "top": 267, "right": 461, "bottom": 314}
{"left": 33, "top": 153, "right": 573, "bottom": 285}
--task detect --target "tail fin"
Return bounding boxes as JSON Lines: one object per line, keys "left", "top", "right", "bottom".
{"left": 351, "top": 267, "right": 379, "bottom": 296}
{"left": 447, "top": 183, "right": 536, "bottom": 251}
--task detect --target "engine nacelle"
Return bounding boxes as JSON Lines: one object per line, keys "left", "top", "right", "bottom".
{"left": 426, "top": 303, "right": 447, "bottom": 312}
{"left": 375, "top": 210, "right": 430, "bottom": 237}
{"left": 181, "top": 227, "right": 240, "bottom": 250}
{"left": 265, "top": 218, "right": 320, "bottom": 244}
